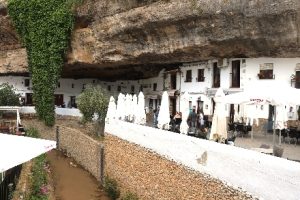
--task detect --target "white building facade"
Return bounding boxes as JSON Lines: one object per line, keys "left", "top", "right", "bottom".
{"left": 1, "top": 57, "right": 299, "bottom": 121}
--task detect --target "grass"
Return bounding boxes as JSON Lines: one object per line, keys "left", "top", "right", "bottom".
{"left": 25, "top": 127, "right": 50, "bottom": 200}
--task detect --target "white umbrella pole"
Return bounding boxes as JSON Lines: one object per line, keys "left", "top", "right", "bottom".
{"left": 279, "top": 129, "right": 281, "bottom": 145}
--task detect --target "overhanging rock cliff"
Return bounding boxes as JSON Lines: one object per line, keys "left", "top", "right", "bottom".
{"left": 1, "top": 0, "right": 300, "bottom": 80}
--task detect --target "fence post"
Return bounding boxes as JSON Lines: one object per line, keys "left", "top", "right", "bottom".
{"left": 100, "top": 144, "right": 104, "bottom": 186}
{"left": 56, "top": 126, "right": 59, "bottom": 150}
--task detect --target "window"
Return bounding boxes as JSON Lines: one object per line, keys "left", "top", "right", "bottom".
{"left": 185, "top": 70, "right": 192, "bottom": 82}
{"left": 92, "top": 80, "right": 96, "bottom": 84}
{"left": 117, "top": 86, "right": 121, "bottom": 92}
{"left": 107, "top": 85, "right": 111, "bottom": 91}
{"left": 24, "top": 79, "right": 30, "bottom": 87}
{"left": 153, "top": 83, "right": 157, "bottom": 91}
{"left": 82, "top": 84, "right": 86, "bottom": 90}
{"left": 258, "top": 63, "right": 274, "bottom": 79}
{"left": 296, "top": 71, "right": 300, "bottom": 89}
{"left": 197, "top": 69, "right": 205, "bottom": 82}
{"left": 71, "top": 83, "right": 74, "bottom": 88}
{"left": 140, "top": 85, "right": 143, "bottom": 92}
{"left": 131, "top": 85, "right": 135, "bottom": 93}
{"left": 57, "top": 82, "right": 60, "bottom": 88}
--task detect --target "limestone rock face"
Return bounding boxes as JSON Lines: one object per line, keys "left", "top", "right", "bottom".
{"left": 1, "top": 0, "right": 300, "bottom": 80}
{"left": 0, "top": 0, "right": 28, "bottom": 75}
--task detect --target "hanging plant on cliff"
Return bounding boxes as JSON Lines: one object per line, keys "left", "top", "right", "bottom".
{"left": 7, "top": 0, "right": 81, "bottom": 126}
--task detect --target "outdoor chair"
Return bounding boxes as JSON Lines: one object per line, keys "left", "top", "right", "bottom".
{"left": 276, "top": 129, "right": 289, "bottom": 143}
{"left": 288, "top": 128, "right": 297, "bottom": 145}
{"left": 296, "top": 130, "right": 300, "bottom": 144}
{"left": 236, "top": 123, "right": 248, "bottom": 137}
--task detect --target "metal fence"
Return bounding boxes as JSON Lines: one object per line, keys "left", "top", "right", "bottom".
{"left": 0, "top": 165, "right": 22, "bottom": 200}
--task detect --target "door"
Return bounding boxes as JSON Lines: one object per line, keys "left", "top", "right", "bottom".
{"left": 212, "top": 62, "right": 220, "bottom": 88}
{"left": 54, "top": 94, "right": 64, "bottom": 107}
{"left": 231, "top": 60, "right": 240, "bottom": 88}
{"left": 25, "top": 93, "right": 33, "bottom": 106}
{"left": 70, "top": 96, "right": 76, "bottom": 108}
{"left": 170, "top": 73, "right": 177, "bottom": 89}
{"left": 267, "top": 105, "right": 275, "bottom": 133}
{"left": 229, "top": 104, "right": 234, "bottom": 123}
{"left": 170, "top": 97, "right": 176, "bottom": 116}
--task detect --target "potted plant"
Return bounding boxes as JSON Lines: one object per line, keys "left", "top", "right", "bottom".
{"left": 257, "top": 73, "right": 264, "bottom": 79}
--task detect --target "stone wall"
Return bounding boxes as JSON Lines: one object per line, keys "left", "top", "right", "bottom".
{"left": 58, "top": 126, "right": 102, "bottom": 181}
{"left": 23, "top": 119, "right": 103, "bottom": 181}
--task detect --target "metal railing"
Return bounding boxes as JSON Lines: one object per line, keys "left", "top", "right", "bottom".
{"left": 0, "top": 165, "right": 22, "bottom": 200}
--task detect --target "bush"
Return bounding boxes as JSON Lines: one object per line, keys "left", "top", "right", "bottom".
{"left": 0, "top": 83, "right": 20, "bottom": 106}
{"left": 103, "top": 176, "right": 120, "bottom": 200}
{"left": 77, "top": 84, "right": 109, "bottom": 123}
{"left": 121, "top": 192, "right": 139, "bottom": 200}
{"left": 29, "top": 154, "right": 48, "bottom": 200}
{"left": 26, "top": 127, "right": 39, "bottom": 138}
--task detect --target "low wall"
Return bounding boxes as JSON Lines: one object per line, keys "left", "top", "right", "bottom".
{"left": 58, "top": 126, "right": 102, "bottom": 181}
{"left": 105, "top": 120, "right": 300, "bottom": 200}
{"left": 19, "top": 106, "right": 82, "bottom": 117}
{"left": 23, "top": 120, "right": 102, "bottom": 181}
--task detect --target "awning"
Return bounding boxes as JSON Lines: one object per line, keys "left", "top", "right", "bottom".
{"left": 0, "top": 134, "right": 56, "bottom": 173}
{"left": 144, "top": 94, "right": 159, "bottom": 99}
{"left": 145, "top": 90, "right": 180, "bottom": 98}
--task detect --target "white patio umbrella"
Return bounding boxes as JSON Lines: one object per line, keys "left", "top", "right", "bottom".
{"left": 125, "top": 94, "right": 133, "bottom": 122}
{"left": 132, "top": 94, "right": 138, "bottom": 123}
{"left": 136, "top": 92, "right": 146, "bottom": 125}
{"left": 222, "top": 82, "right": 300, "bottom": 144}
{"left": 209, "top": 88, "right": 227, "bottom": 142}
{"left": 0, "top": 134, "right": 56, "bottom": 173}
{"left": 275, "top": 105, "right": 288, "bottom": 145}
{"left": 105, "top": 96, "right": 117, "bottom": 123}
{"left": 180, "top": 92, "right": 190, "bottom": 134}
{"left": 157, "top": 91, "right": 170, "bottom": 130}
{"left": 116, "top": 93, "right": 126, "bottom": 120}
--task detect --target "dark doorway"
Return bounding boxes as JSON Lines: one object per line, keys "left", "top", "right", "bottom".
{"left": 55, "top": 94, "right": 64, "bottom": 107}
{"left": 25, "top": 93, "right": 33, "bottom": 106}
{"left": 229, "top": 104, "right": 234, "bottom": 123}
{"left": 231, "top": 60, "right": 240, "bottom": 88}
{"left": 170, "top": 97, "right": 176, "bottom": 116}
{"left": 69, "top": 96, "right": 76, "bottom": 108}
{"left": 267, "top": 105, "right": 275, "bottom": 133}
{"left": 170, "top": 73, "right": 177, "bottom": 89}
{"left": 212, "top": 62, "right": 220, "bottom": 88}
{"left": 296, "top": 71, "right": 300, "bottom": 89}
{"left": 196, "top": 98, "right": 203, "bottom": 114}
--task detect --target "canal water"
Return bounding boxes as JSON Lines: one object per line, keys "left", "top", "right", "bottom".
{"left": 47, "top": 150, "right": 110, "bottom": 200}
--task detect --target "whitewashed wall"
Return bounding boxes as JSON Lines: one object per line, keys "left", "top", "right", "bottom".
{"left": 2, "top": 58, "right": 300, "bottom": 119}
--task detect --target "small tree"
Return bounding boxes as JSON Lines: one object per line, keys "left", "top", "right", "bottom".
{"left": 77, "top": 84, "right": 109, "bottom": 135}
{"left": 0, "top": 83, "right": 20, "bottom": 106}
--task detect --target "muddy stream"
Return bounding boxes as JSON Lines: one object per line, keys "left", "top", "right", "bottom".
{"left": 47, "top": 150, "right": 110, "bottom": 200}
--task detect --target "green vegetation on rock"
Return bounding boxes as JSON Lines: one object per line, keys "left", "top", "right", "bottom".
{"left": 7, "top": 0, "right": 81, "bottom": 126}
